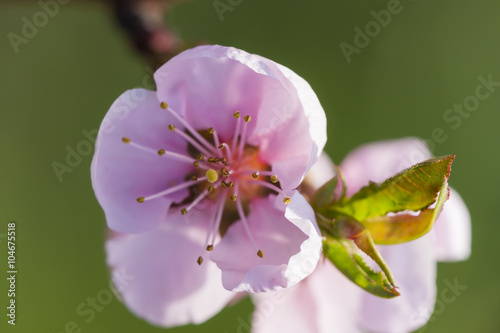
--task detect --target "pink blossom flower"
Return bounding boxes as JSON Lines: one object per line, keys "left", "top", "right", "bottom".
{"left": 91, "top": 45, "right": 327, "bottom": 326}
{"left": 251, "top": 138, "right": 471, "bottom": 333}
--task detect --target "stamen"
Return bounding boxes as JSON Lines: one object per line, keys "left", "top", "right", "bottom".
{"left": 238, "top": 115, "right": 251, "bottom": 159}
{"left": 211, "top": 129, "right": 222, "bottom": 157}
{"left": 123, "top": 138, "right": 197, "bottom": 165}
{"left": 230, "top": 194, "right": 237, "bottom": 201}
{"left": 270, "top": 175, "right": 279, "bottom": 184}
{"left": 197, "top": 154, "right": 204, "bottom": 160}
{"left": 249, "top": 180, "right": 291, "bottom": 204}
{"left": 231, "top": 112, "right": 242, "bottom": 152}
{"left": 122, "top": 137, "right": 130, "bottom": 144}
{"left": 197, "top": 256, "right": 203, "bottom": 265}
{"left": 161, "top": 103, "right": 218, "bottom": 155}
{"left": 219, "top": 143, "right": 233, "bottom": 163}
{"left": 235, "top": 197, "right": 263, "bottom": 258}
{"left": 170, "top": 126, "right": 212, "bottom": 157}
{"left": 252, "top": 172, "right": 259, "bottom": 179}
{"left": 138, "top": 176, "right": 208, "bottom": 202}
{"left": 208, "top": 196, "right": 226, "bottom": 248}
{"left": 184, "top": 188, "right": 212, "bottom": 213}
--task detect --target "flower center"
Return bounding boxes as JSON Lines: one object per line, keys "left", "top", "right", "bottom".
{"left": 122, "top": 102, "right": 291, "bottom": 265}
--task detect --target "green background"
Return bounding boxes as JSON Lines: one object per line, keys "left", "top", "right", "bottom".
{"left": 1, "top": 0, "right": 498, "bottom": 332}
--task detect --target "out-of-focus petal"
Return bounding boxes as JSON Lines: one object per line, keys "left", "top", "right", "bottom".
{"left": 92, "top": 89, "right": 191, "bottom": 233}
{"left": 211, "top": 193, "right": 321, "bottom": 293}
{"left": 251, "top": 260, "right": 362, "bottom": 333}
{"left": 359, "top": 236, "right": 437, "bottom": 333}
{"left": 303, "top": 152, "right": 336, "bottom": 190}
{"left": 433, "top": 188, "right": 471, "bottom": 261}
{"left": 106, "top": 208, "right": 234, "bottom": 327}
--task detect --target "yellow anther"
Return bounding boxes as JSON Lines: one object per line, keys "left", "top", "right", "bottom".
{"left": 208, "top": 185, "right": 214, "bottom": 193}
{"left": 197, "top": 154, "right": 204, "bottom": 160}
{"left": 244, "top": 115, "right": 251, "bottom": 123}
{"left": 218, "top": 144, "right": 224, "bottom": 149}
{"left": 122, "top": 137, "right": 131, "bottom": 144}
{"left": 207, "top": 157, "right": 215, "bottom": 163}
{"left": 283, "top": 197, "right": 291, "bottom": 205}
{"left": 168, "top": 124, "right": 175, "bottom": 131}
{"left": 228, "top": 181, "right": 234, "bottom": 188}
{"left": 252, "top": 172, "right": 259, "bottom": 179}
{"left": 230, "top": 195, "right": 237, "bottom": 201}
{"left": 157, "top": 149, "right": 166, "bottom": 156}
{"left": 221, "top": 181, "right": 228, "bottom": 188}
{"left": 220, "top": 168, "right": 229, "bottom": 176}
{"left": 197, "top": 256, "right": 203, "bottom": 265}
{"left": 221, "top": 158, "right": 227, "bottom": 164}
{"left": 270, "top": 175, "right": 279, "bottom": 183}
{"left": 192, "top": 176, "right": 198, "bottom": 181}
{"left": 233, "top": 111, "right": 241, "bottom": 118}
{"left": 257, "top": 250, "right": 264, "bottom": 258}
{"left": 136, "top": 197, "right": 145, "bottom": 203}
{"left": 181, "top": 208, "right": 188, "bottom": 215}
{"left": 193, "top": 161, "right": 200, "bottom": 167}
{"left": 206, "top": 245, "right": 214, "bottom": 251}
{"left": 160, "top": 102, "right": 168, "bottom": 109}
{"left": 208, "top": 127, "right": 214, "bottom": 134}
{"left": 206, "top": 169, "right": 219, "bottom": 183}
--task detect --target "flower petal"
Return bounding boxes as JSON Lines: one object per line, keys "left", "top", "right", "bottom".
{"left": 106, "top": 209, "right": 234, "bottom": 327}
{"left": 91, "top": 89, "right": 191, "bottom": 233}
{"left": 303, "top": 152, "right": 337, "bottom": 190}
{"left": 359, "top": 236, "right": 437, "bottom": 333}
{"left": 433, "top": 188, "right": 471, "bottom": 261}
{"left": 154, "top": 45, "right": 326, "bottom": 190}
{"left": 211, "top": 192, "right": 321, "bottom": 293}
{"left": 251, "top": 260, "right": 362, "bottom": 333}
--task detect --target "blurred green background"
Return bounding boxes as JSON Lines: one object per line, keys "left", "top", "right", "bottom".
{"left": 1, "top": 0, "right": 499, "bottom": 332}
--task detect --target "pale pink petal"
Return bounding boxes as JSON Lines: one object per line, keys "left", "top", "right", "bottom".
{"left": 359, "top": 236, "right": 437, "bottom": 333}
{"left": 154, "top": 45, "right": 326, "bottom": 190}
{"left": 106, "top": 208, "right": 234, "bottom": 327}
{"left": 303, "top": 152, "right": 336, "bottom": 190}
{"left": 433, "top": 188, "right": 471, "bottom": 261}
{"left": 211, "top": 192, "right": 321, "bottom": 293}
{"left": 251, "top": 260, "right": 362, "bottom": 333}
{"left": 92, "top": 89, "right": 191, "bottom": 233}
{"left": 340, "top": 137, "right": 432, "bottom": 195}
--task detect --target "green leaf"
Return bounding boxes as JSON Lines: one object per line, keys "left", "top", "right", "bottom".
{"left": 323, "top": 155, "right": 454, "bottom": 221}
{"left": 365, "top": 179, "right": 450, "bottom": 244}
{"left": 311, "top": 176, "right": 338, "bottom": 207}
{"left": 323, "top": 235, "right": 399, "bottom": 298}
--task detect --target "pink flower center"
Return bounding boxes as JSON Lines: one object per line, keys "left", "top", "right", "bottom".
{"left": 121, "top": 102, "right": 291, "bottom": 265}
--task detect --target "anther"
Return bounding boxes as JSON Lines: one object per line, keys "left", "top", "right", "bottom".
{"left": 206, "top": 169, "right": 219, "bottom": 183}
{"left": 193, "top": 161, "right": 200, "bottom": 167}
{"left": 220, "top": 168, "right": 229, "bottom": 177}
{"left": 283, "top": 197, "right": 291, "bottom": 205}
{"left": 208, "top": 185, "right": 214, "bottom": 193}
{"left": 197, "top": 154, "right": 204, "bottom": 160}
{"left": 252, "top": 172, "right": 259, "bottom": 179}
{"left": 207, "top": 157, "right": 216, "bottom": 163}
{"left": 244, "top": 115, "right": 252, "bottom": 123}
{"left": 228, "top": 181, "right": 234, "bottom": 188}
{"left": 122, "top": 137, "right": 131, "bottom": 144}
{"left": 197, "top": 256, "right": 203, "bottom": 265}
{"left": 218, "top": 144, "right": 224, "bottom": 149}
{"left": 181, "top": 208, "right": 188, "bottom": 215}
{"left": 270, "top": 175, "right": 279, "bottom": 183}
{"left": 206, "top": 245, "right": 214, "bottom": 251}
{"left": 136, "top": 197, "right": 145, "bottom": 203}
{"left": 221, "top": 181, "right": 228, "bottom": 188}
{"left": 160, "top": 102, "right": 168, "bottom": 109}
{"left": 230, "top": 195, "right": 237, "bottom": 201}
{"left": 168, "top": 124, "right": 175, "bottom": 131}
{"left": 192, "top": 176, "right": 198, "bottom": 181}
{"left": 208, "top": 127, "right": 215, "bottom": 135}
{"left": 257, "top": 250, "right": 264, "bottom": 258}
{"left": 157, "top": 149, "right": 166, "bottom": 156}
{"left": 233, "top": 111, "right": 241, "bottom": 118}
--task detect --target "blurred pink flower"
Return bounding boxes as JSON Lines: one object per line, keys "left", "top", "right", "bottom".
{"left": 91, "top": 45, "right": 327, "bottom": 326}
{"left": 251, "top": 138, "right": 471, "bottom": 333}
